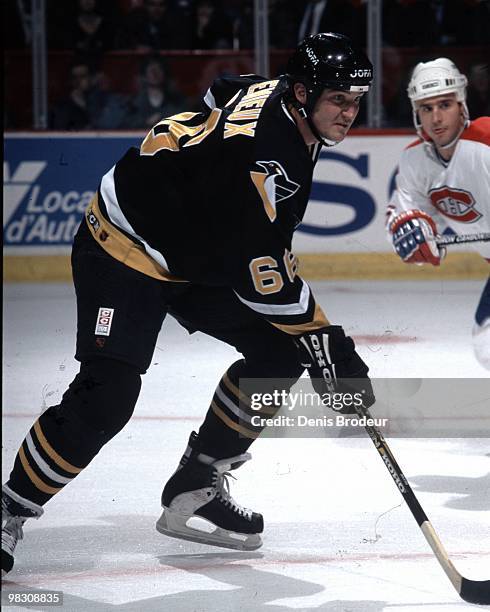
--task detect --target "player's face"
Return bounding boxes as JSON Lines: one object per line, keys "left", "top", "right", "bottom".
{"left": 416, "top": 94, "right": 464, "bottom": 148}
{"left": 311, "top": 90, "right": 363, "bottom": 142}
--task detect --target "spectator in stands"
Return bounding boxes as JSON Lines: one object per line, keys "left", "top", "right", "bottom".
{"left": 126, "top": 55, "right": 186, "bottom": 128}
{"left": 116, "top": 0, "right": 191, "bottom": 50}
{"left": 91, "top": 71, "right": 132, "bottom": 130}
{"left": 70, "top": 0, "right": 116, "bottom": 60}
{"left": 50, "top": 60, "right": 101, "bottom": 130}
{"left": 467, "top": 63, "right": 490, "bottom": 117}
{"left": 190, "top": 0, "right": 233, "bottom": 49}
{"left": 297, "top": 0, "right": 366, "bottom": 48}
{"left": 46, "top": 1, "right": 119, "bottom": 53}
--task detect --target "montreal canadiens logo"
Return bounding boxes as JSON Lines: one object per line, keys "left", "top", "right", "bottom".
{"left": 429, "top": 187, "right": 482, "bottom": 223}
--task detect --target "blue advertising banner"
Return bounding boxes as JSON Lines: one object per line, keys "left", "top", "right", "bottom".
{"left": 4, "top": 131, "right": 416, "bottom": 255}
{"left": 4, "top": 133, "right": 141, "bottom": 252}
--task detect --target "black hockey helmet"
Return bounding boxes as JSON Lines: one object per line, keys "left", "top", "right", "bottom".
{"left": 286, "top": 32, "right": 373, "bottom": 145}
{"left": 288, "top": 32, "right": 373, "bottom": 94}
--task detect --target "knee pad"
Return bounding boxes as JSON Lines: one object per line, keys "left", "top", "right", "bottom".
{"left": 58, "top": 358, "right": 142, "bottom": 439}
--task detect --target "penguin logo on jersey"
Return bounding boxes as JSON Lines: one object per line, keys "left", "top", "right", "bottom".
{"left": 429, "top": 187, "right": 482, "bottom": 223}
{"left": 250, "top": 161, "right": 300, "bottom": 222}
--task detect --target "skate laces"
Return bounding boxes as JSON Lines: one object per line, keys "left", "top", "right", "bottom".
{"left": 213, "top": 471, "right": 253, "bottom": 521}
{"left": 196, "top": 452, "right": 254, "bottom": 520}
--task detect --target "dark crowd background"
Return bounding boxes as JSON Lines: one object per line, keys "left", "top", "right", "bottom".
{"left": 4, "top": 0, "right": 489, "bottom": 130}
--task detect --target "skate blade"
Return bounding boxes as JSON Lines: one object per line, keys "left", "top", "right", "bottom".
{"left": 156, "top": 508, "right": 262, "bottom": 551}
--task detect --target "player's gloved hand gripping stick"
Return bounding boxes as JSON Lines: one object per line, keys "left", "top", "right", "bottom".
{"left": 389, "top": 209, "right": 445, "bottom": 265}
{"left": 296, "top": 325, "right": 375, "bottom": 413}
{"left": 389, "top": 209, "right": 490, "bottom": 266}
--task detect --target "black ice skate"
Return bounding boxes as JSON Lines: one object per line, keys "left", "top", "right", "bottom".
{"left": 2, "top": 485, "right": 43, "bottom": 576}
{"left": 156, "top": 432, "right": 263, "bottom": 550}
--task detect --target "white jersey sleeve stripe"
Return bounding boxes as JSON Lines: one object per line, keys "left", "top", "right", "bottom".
{"left": 233, "top": 280, "right": 311, "bottom": 316}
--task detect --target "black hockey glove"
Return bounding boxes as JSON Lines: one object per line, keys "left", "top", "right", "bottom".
{"left": 296, "top": 325, "right": 375, "bottom": 414}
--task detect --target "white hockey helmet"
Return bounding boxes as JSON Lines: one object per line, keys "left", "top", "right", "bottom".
{"left": 407, "top": 58, "right": 469, "bottom": 147}
{"left": 408, "top": 58, "right": 467, "bottom": 103}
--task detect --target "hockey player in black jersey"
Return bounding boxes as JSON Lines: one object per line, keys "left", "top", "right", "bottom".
{"left": 2, "top": 33, "right": 375, "bottom": 573}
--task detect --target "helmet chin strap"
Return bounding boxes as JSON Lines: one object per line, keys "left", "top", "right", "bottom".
{"left": 305, "top": 111, "right": 339, "bottom": 147}
{"left": 438, "top": 118, "right": 469, "bottom": 150}
{"left": 292, "top": 97, "right": 340, "bottom": 147}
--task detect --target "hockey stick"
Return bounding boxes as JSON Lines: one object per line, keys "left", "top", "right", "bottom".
{"left": 436, "top": 232, "right": 490, "bottom": 247}
{"left": 356, "top": 405, "right": 490, "bottom": 605}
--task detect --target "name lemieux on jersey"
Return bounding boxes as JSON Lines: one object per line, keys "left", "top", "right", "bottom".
{"left": 85, "top": 75, "right": 329, "bottom": 335}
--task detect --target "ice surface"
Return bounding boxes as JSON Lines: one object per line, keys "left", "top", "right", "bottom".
{"left": 2, "top": 280, "right": 489, "bottom": 611}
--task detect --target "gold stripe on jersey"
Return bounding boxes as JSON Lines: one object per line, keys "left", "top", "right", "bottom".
{"left": 33, "top": 421, "right": 83, "bottom": 475}
{"left": 270, "top": 303, "right": 330, "bottom": 335}
{"left": 183, "top": 109, "right": 222, "bottom": 148}
{"left": 18, "top": 446, "right": 63, "bottom": 495}
{"left": 140, "top": 109, "right": 222, "bottom": 154}
{"left": 85, "top": 194, "right": 187, "bottom": 283}
{"left": 211, "top": 401, "right": 260, "bottom": 439}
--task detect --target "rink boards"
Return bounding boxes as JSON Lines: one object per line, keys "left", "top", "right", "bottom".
{"left": 3, "top": 131, "right": 487, "bottom": 281}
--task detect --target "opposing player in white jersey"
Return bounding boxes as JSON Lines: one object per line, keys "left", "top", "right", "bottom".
{"left": 386, "top": 58, "right": 490, "bottom": 369}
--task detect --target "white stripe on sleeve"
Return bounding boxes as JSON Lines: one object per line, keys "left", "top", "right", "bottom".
{"left": 234, "top": 280, "right": 311, "bottom": 316}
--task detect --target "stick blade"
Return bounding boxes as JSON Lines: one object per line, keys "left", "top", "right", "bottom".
{"left": 460, "top": 578, "right": 490, "bottom": 605}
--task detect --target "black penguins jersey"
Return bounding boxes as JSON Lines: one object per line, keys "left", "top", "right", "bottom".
{"left": 86, "top": 75, "right": 329, "bottom": 335}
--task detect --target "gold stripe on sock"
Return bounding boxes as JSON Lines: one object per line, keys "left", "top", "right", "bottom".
{"left": 19, "top": 446, "right": 63, "bottom": 495}
{"left": 211, "top": 401, "right": 259, "bottom": 439}
{"left": 222, "top": 373, "right": 277, "bottom": 416}
{"left": 34, "top": 421, "right": 83, "bottom": 475}
{"left": 222, "top": 372, "right": 251, "bottom": 404}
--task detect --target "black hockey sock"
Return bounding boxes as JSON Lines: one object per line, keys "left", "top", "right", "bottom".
{"left": 196, "top": 359, "right": 284, "bottom": 459}
{"left": 5, "top": 406, "right": 106, "bottom": 506}
{"left": 5, "top": 359, "right": 141, "bottom": 507}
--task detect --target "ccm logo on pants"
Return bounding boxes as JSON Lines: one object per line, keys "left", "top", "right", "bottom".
{"left": 95, "top": 307, "right": 115, "bottom": 336}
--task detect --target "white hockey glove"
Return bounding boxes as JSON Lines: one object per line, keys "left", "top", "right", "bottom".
{"left": 389, "top": 209, "right": 446, "bottom": 266}
{"left": 296, "top": 325, "right": 375, "bottom": 414}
